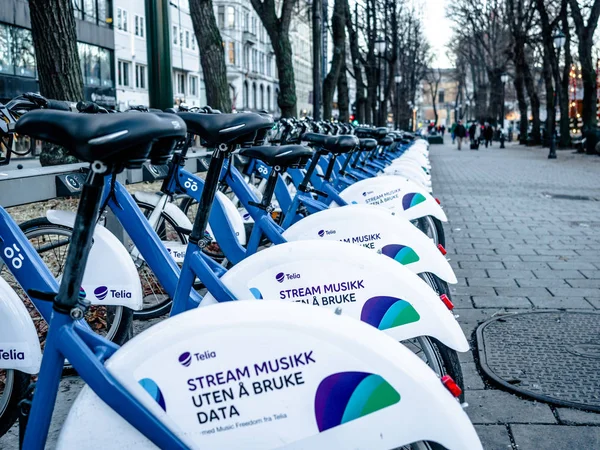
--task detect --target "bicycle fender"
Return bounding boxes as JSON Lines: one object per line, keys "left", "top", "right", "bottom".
{"left": 0, "top": 277, "right": 42, "bottom": 373}
{"left": 382, "top": 165, "right": 431, "bottom": 189}
{"left": 215, "top": 191, "right": 247, "bottom": 246}
{"left": 56, "top": 302, "right": 481, "bottom": 450}
{"left": 334, "top": 176, "right": 448, "bottom": 222}
{"left": 282, "top": 205, "right": 456, "bottom": 283}
{"left": 202, "top": 240, "right": 468, "bottom": 352}
{"left": 46, "top": 210, "right": 143, "bottom": 310}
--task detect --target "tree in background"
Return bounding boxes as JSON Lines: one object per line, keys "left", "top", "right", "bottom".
{"left": 250, "top": 0, "right": 298, "bottom": 117}
{"left": 424, "top": 68, "right": 442, "bottom": 125}
{"left": 322, "top": 0, "right": 347, "bottom": 120}
{"left": 189, "top": 0, "right": 232, "bottom": 112}
{"left": 29, "top": 0, "right": 83, "bottom": 166}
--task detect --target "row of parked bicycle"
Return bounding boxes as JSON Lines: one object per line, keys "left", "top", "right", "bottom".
{"left": 0, "top": 92, "right": 482, "bottom": 449}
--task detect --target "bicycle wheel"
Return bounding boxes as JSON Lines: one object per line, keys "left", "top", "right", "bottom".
{"left": 5, "top": 218, "right": 133, "bottom": 346}
{"left": 130, "top": 201, "right": 189, "bottom": 320}
{"left": 0, "top": 369, "right": 29, "bottom": 437}
{"left": 413, "top": 216, "right": 445, "bottom": 248}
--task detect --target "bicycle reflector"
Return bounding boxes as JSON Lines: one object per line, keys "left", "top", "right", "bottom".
{"left": 440, "top": 294, "right": 454, "bottom": 311}
{"left": 435, "top": 198, "right": 441, "bottom": 205}
{"left": 437, "top": 244, "right": 447, "bottom": 255}
{"left": 441, "top": 375, "right": 462, "bottom": 398}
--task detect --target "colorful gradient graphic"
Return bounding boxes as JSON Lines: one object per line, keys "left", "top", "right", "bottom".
{"left": 249, "top": 287, "right": 263, "bottom": 299}
{"left": 361, "top": 296, "right": 420, "bottom": 330}
{"left": 314, "top": 371, "right": 400, "bottom": 432}
{"left": 138, "top": 378, "right": 167, "bottom": 411}
{"left": 94, "top": 286, "right": 108, "bottom": 301}
{"left": 381, "top": 244, "right": 420, "bottom": 265}
{"left": 79, "top": 287, "right": 86, "bottom": 298}
{"left": 402, "top": 192, "right": 426, "bottom": 210}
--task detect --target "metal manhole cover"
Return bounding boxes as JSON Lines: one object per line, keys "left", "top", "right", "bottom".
{"left": 476, "top": 311, "right": 600, "bottom": 412}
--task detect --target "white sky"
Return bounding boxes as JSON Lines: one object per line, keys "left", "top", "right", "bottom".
{"left": 422, "top": 0, "right": 454, "bottom": 68}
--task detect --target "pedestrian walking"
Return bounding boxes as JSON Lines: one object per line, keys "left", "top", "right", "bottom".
{"left": 468, "top": 122, "right": 477, "bottom": 142}
{"left": 450, "top": 122, "right": 457, "bottom": 144}
{"left": 484, "top": 123, "right": 493, "bottom": 148}
{"left": 508, "top": 125, "right": 513, "bottom": 142}
{"left": 454, "top": 120, "right": 466, "bottom": 150}
{"left": 440, "top": 125, "right": 446, "bottom": 137}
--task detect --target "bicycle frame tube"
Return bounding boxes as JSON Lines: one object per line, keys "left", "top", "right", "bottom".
{"left": 23, "top": 309, "right": 187, "bottom": 449}
{"left": 0, "top": 207, "right": 59, "bottom": 321}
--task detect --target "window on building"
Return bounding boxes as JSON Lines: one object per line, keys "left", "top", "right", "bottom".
{"left": 189, "top": 75, "right": 198, "bottom": 96}
{"left": 243, "top": 45, "right": 250, "bottom": 70}
{"left": 172, "top": 25, "right": 178, "bottom": 45}
{"left": 227, "top": 6, "right": 235, "bottom": 28}
{"left": 83, "top": 0, "right": 97, "bottom": 22}
{"left": 260, "top": 84, "right": 264, "bottom": 110}
{"left": 75, "top": 0, "right": 111, "bottom": 27}
{"left": 266, "top": 55, "right": 272, "bottom": 77}
{"left": 266, "top": 86, "right": 271, "bottom": 110}
{"left": 252, "top": 82, "right": 257, "bottom": 109}
{"left": 118, "top": 60, "right": 130, "bottom": 86}
{"left": 135, "top": 64, "right": 146, "bottom": 89}
{"left": 118, "top": 9, "right": 128, "bottom": 32}
{"left": 252, "top": 49, "right": 257, "bottom": 72}
{"left": 175, "top": 72, "right": 186, "bottom": 95}
{"left": 228, "top": 42, "right": 235, "bottom": 65}
{"left": 251, "top": 17, "right": 257, "bottom": 35}
{"left": 185, "top": 30, "right": 190, "bottom": 49}
{"left": 243, "top": 81, "right": 249, "bottom": 108}
{"left": 180, "top": 29, "right": 183, "bottom": 47}
{"left": 192, "top": 35, "right": 196, "bottom": 51}
{"left": 218, "top": 6, "right": 225, "bottom": 28}
{"left": 275, "top": 88, "right": 279, "bottom": 112}
{"left": 438, "top": 91, "right": 445, "bottom": 104}
{"left": 135, "top": 15, "right": 145, "bottom": 37}
{"left": 244, "top": 12, "right": 249, "bottom": 31}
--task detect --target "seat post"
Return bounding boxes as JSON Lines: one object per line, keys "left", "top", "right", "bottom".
{"left": 298, "top": 150, "right": 323, "bottom": 193}
{"left": 54, "top": 163, "right": 108, "bottom": 313}
{"left": 189, "top": 144, "right": 230, "bottom": 245}
{"left": 322, "top": 154, "right": 338, "bottom": 182}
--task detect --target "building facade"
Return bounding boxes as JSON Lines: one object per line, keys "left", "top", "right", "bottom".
{"left": 0, "top": 0, "right": 116, "bottom": 106}
{"left": 0, "top": 0, "right": 313, "bottom": 116}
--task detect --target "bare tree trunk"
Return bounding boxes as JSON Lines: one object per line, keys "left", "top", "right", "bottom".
{"left": 542, "top": 47, "right": 555, "bottom": 148}
{"left": 569, "top": 0, "right": 600, "bottom": 153}
{"left": 514, "top": 67, "right": 528, "bottom": 144}
{"left": 523, "top": 62, "right": 541, "bottom": 145}
{"left": 559, "top": 2, "right": 571, "bottom": 148}
{"left": 337, "top": 60, "right": 349, "bottom": 122}
{"left": 346, "top": 0, "right": 367, "bottom": 123}
{"left": 251, "top": 0, "right": 298, "bottom": 117}
{"left": 29, "top": 0, "right": 83, "bottom": 166}
{"left": 323, "top": 0, "right": 346, "bottom": 119}
{"left": 190, "top": 0, "right": 232, "bottom": 113}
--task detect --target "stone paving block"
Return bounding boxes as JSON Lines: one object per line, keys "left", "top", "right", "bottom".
{"left": 463, "top": 362, "right": 486, "bottom": 390}
{"left": 532, "top": 269, "right": 586, "bottom": 279}
{"left": 519, "top": 255, "right": 571, "bottom": 262}
{"left": 450, "top": 295, "right": 473, "bottom": 308}
{"left": 495, "top": 287, "right": 551, "bottom": 297}
{"left": 472, "top": 296, "right": 532, "bottom": 308}
{"left": 510, "top": 425, "right": 600, "bottom": 450}
{"left": 548, "top": 261, "right": 598, "bottom": 270}
{"left": 487, "top": 269, "right": 536, "bottom": 279}
{"left": 534, "top": 248, "right": 579, "bottom": 256}
{"left": 465, "top": 390, "right": 556, "bottom": 424}
{"left": 459, "top": 261, "right": 505, "bottom": 270}
{"left": 495, "top": 247, "right": 538, "bottom": 255}
{"left": 503, "top": 261, "right": 553, "bottom": 270}
{"left": 556, "top": 408, "right": 600, "bottom": 425}
{"left": 451, "top": 286, "right": 497, "bottom": 296}
{"left": 478, "top": 254, "right": 522, "bottom": 262}
{"left": 565, "top": 278, "right": 600, "bottom": 288}
{"left": 527, "top": 296, "right": 595, "bottom": 309}
{"left": 473, "top": 425, "right": 513, "bottom": 450}
{"left": 453, "top": 308, "right": 503, "bottom": 337}
{"left": 585, "top": 297, "right": 600, "bottom": 309}
{"left": 453, "top": 269, "right": 489, "bottom": 279}
{"left": 515, "top": 278, "right": 570, "bottom": 288}
{"left": 548, "top": 287, "right": 600, "bottom": 297}
{"left": 467, "top": 277, "right": 518, "bottom": 287}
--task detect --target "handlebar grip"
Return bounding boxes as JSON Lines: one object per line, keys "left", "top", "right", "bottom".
{"left": 46, "top": 100, "right": 72, "bottom": 111}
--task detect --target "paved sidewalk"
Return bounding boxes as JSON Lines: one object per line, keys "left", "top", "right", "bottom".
{"left": 431, "top": 139, "right": 600, "bottom": 449}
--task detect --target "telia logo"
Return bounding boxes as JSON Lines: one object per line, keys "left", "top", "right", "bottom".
{"left": 179, "top": 351, "right": 192, "bottom": 367}
{"left": 362, "top": 191, "right": 373, "bottom": 197}
{"left": 318, "top": 229, "right": 336, "bottom": 237}
{"left": 275, "top": 272, "right": 300, "bottom": 282}
{"left": 94, "top": 286, "right": 108, "bottom": 301}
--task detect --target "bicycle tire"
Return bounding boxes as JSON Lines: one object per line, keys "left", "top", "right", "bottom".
{"left": 130, "top": 201, "right": 188, "bottom": 320}
{"left": 15, "top": 218, "right": 133, "bottom": 345}
{"left": 0, "top": 369, "right": 29, "bottom": 438}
